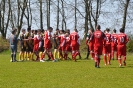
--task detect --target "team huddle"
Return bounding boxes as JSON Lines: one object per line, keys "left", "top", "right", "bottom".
{"left": 9, "top": 25, "right": 129, "bottom": 68}
{"left": 19, "top": 27, "right": 81, "bottom": 62}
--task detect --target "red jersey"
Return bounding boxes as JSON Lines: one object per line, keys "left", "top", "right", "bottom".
{"left": 105, "top": 33, "right": 111, "bottom": 45}
{"left": 70, "top": 31, "right": 79, "bottom": 46}
{"left": 44, "top": 30, "right": 52, "bottom": 45}
{"left": 93, "top": 30, "right": 106, "bottom": 47}
{"left": 111, "top": 33, "right": 117, "bottom": 46}
{"left": 34, "top": 35, "right": 41, "bottom": 45}
{"left": 66, "top": 36, "right": 71, "bottom": 47}
{"left": 117, "top": 33, "right": 129, "bottom": 45}
{"left": 58, "top": 34, "right": 66, "bottom": 47}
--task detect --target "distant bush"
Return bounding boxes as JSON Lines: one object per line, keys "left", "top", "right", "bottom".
{"left": 0, "top": 36, "right": 10, "bottom": 53}
{"left": 127, "top": 39, "right": 133, "bottom": 52}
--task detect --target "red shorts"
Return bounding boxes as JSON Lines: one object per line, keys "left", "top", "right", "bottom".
{"left": 33, "top": 44, "right": 39, "bottom": 52}
{"left": 111, "top": 45, "right": 117, "bottom": 51}
{"left": 45, "top": 43, "right": 52, "bottom": 50}
{"left": 71, "top": 44, "right": 79, "bottom": 51}
{"left": 58, "top": 45, "right": 65, "bottom": 51}
{"left": 94, "top": 45, "right": 103, "bottom": 55}
{"left": 65, "top": 46, "right": 72, "bottom": 52}
{"left": 117, "top": 45, "right": 126, "bottom": 56}
{"left": 89, "top": 43, "right": 94, "bottom": 51}
{"left": 103, "top": 44, "right": 111, "bottom": 54}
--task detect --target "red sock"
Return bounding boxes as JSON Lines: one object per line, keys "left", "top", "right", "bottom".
{"left": 50, "top": 52, "right": 54, "bottom": 60}
{"left": 104, "top": 55, "right": 107, "bottom": 65}
{"left": 42, "top": 53, "right": 45, "bottom": 60}
{"left": 64, "top": 53, "right": 68, "bottom": 60}
{"left": 74, "top": 52, "right": 79, "bottom": 58}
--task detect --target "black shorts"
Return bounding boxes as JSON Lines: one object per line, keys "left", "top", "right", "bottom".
{"left": 21, "top": 46, "right": 27, "bottom": 52}
{"left": 38, "top": 47, "right": 44, "bottom": 52}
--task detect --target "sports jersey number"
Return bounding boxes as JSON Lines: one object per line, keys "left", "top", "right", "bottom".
{"left": 120, "top": 37, "right": 124, "bottom": 43}
{"left": 72, "top": 35, "right": 75, "bottom": 40}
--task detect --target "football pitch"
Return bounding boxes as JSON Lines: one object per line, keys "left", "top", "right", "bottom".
{"left": 0, "top": 53, "right": 133, "bottom": 88}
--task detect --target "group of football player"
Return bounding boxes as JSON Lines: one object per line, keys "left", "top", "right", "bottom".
{"left": 19, "top": 27, "right": 81, "bottom": 62}
{"left": 18, "top": 25, "right": 129, "bottom": 68}
{"left": 86, "top": 25, "right": 129, "bottom": 68}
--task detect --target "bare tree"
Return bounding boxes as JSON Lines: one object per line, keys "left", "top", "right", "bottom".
{"left": 61, "top": 0, "right": 67, "bottom": 30}
{"left": 0, "top": 0, "right": 11, "bottom": 38}
{"left": 46, "top": 0, "right": 51, "bottom": 27}
{"left": 56, "top": 0, "right": 60, "bottom": 29}
{"left": 24, "top": 0, "right": 32, "bottom": 28}
{"left": 122, "top": 0, "right": 130, "bottom": 32}
{"left": 74, "top": 0, "right": 77, "bottom": 29}
{"left": 39, "top": 0, "right": 43, "bottom": 29}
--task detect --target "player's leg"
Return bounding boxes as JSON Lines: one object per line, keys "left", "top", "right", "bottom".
{"left": 85, "top": 46, "right": 90, "bottom": 59}
{"left": 103, "top": 47, "right": 107, "bottom": 65}
{"left": 117, "top": 45, "right": 122, "bottom": 66}
{"left": 107, "top": 45, "right": 111, "bottom": 65}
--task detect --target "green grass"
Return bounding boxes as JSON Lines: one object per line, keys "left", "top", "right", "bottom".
{"left": 0, "top": 52, "right": 133, "bottom": 88}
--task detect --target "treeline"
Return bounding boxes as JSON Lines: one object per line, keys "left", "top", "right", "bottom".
{"left": 0, "top": 0, "right": 132, "bottom": 39}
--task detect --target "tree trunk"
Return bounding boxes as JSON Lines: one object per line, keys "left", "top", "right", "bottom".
{"left": 39, "top": 0, "right": 43, "bottom": 29}
{"left": 56, "top": 0, "right": 59, "bottom": 29}
{"left": 75, "top": 0, "right": 77, "bottom": 29}
{"left": 122, "top": 0, "right": 130, "bottom": 32}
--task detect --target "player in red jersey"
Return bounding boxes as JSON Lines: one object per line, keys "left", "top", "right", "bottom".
{"left": 58, "top": 30, "right": 66, "bottom": 60}
{"left": 103, "top": 28, "right": 112, "bottom": 65}
{"left": 43, "top": 27, "right": 56, "bottom": 62}
{"left": 64, "top": 31, "right": 71, "bottom": 60}
{"left": 33, "top": 29, "right": 41, "bottom": 61}
{"left": 86, "top": 28, "right": 94, "bottom": 60}
{"left": 91, "top": 25, "right": 106, "bottom": 68}
{"left": 116, "top": 28, "right": 129, "bottom": 67}
{"left": 70, "top": 29, "right": 80, "bottom": 62}
{"left": 111, "top": 29, "right": 118, "bottom": 60}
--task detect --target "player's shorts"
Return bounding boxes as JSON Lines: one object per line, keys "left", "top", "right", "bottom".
{"left": 10, "top": 45, "right": 17, "bottom": 53}
{"left": 33, "top": 44, "right": 39, "bottom": 52}
{"left": 94, "top": 45, "right": 103, "bottom": 55}
{"left": 111, "top": 45, "right": 117, "bottom": 52}
{"left": 65, "top": 46, "right": 72, "bottom": 52}
{"left": 38, "top": 46, "right": 44, "bottom": 52}
{"left": 58, "top": 45, "right": 65, "bottom": 51}
{"left": 21, "top": 46, "right": 26, "bottom": 51}
{"left": 45, "top": 43, "right": 52, "bottom": 50}
{"left": 71, "top": 44, "right": 79, "bottom": 51}
{"left": 117, "top": 45, "right": 126, "bottom": 56}
{"left": 103, "top": 44, "right": 111, "bottom": 54}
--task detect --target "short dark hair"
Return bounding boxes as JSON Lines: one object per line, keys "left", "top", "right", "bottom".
{"left": 106, "top": 28, "right": 110, "bottom": 32}
{"left": 74, "top": 29, "right": 78, "bottom": 32}
{"left": 48, "top": 27, "right": 53, "bottom": 30}
{"left": 12, "top": 28, "right": 17, "bottom": 34}
{"left": 119, "top": 28, "right": 124, "bottom": 33}
{"left": 113, "top": 29, "right": 116, "bottom": 33}
{"left": 27, "top": 26, "right": 31, "bottom": 31}
{"left": 96, "top": 25, "right": 101, "bottom": 30}
{"left": 89, "top": 28, "right": 94, "bottom": 32}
